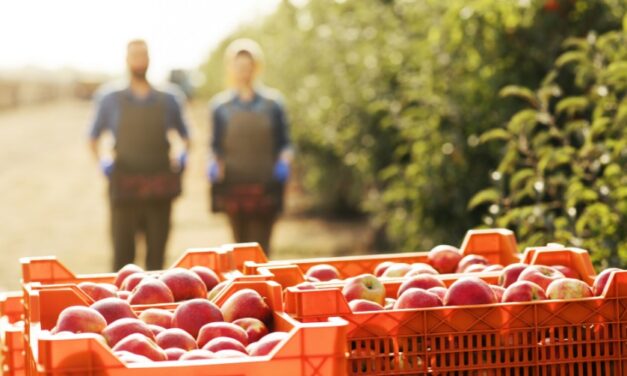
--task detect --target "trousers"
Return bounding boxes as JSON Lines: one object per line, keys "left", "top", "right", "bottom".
{"left": 226, "top": 211, "right": 276, "bottom": 255}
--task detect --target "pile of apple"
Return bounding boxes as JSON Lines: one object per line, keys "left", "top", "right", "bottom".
{"left": 46, "top": 264, "right": 288, "bottom": 363}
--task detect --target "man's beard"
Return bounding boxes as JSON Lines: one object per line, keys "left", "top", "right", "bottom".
{"left": 131, "top": 69, "right": 147, "bottom": 81}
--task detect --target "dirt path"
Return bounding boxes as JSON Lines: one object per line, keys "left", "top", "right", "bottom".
{"left": 0, "top": 99, "right": 370, "bottom": 290}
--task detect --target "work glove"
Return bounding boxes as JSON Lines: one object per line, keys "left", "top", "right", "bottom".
{"left": 177, "top": 151, "right": 188, "bottom": 172}
{"left": 100, "top": 158, "right": 114, "bottom": 178}
{"left": 273, "top": 160, "right": 290, "bottom": 183}
{"left": 207, "top": 161, "right": 220, "bottom": 183}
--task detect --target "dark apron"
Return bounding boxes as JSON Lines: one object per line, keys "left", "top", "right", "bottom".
{"left": 211, "top": 99, "right": 283, "bottom": 214}
{"left": 110, "top": 91, "right": 181, "bottom": 203}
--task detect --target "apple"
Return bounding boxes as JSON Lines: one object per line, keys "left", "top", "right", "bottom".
{"left": 190, "top": 266, "right": 221, "bottom": 291}
{"left": 164, "top": 347, "right": 186, "bottom": 360}
{"left": 155, "top": 328, "right": 197, "bottom": 351}
{"left": 232, "top": 318, "right": 269, "bottom": 343}
{"left": 115, "top": 350, "right": 153, "bottom": 363}
{"left": 394, "top": 288, "right": 442, "bottom": 309}
{"left": 502, "top": 281, "right": 547, "bottom": 303}
{"left": 247, "top": 331, "right": 289, "bottom": 356}
{"left": 197, "top": 322, "right": 249, "bottom": 347}
{"left": 518, "top": 265, "right": 565, "bottom": 291}
{"left": 129, "top": 279, "right": 175, "bottom": 305}
{"left": 138, "top": 308, "right": 173, "bottom": 329}
{"left": 220, "top": 289, "right": 272, "bottom": 325}
{"left": 498, "top": 263, "right": 528, "bottom": 288}
{"left": 202, "top": 337, "right": 248, "bottom": 354}
{"left": 147, "top": 324, "right": 165, "bottom": 336}
{"left": 427, "top": 287, "right": 447, "bottom": 302}
{"left": 55, "top": 306, "right": 107, "bottom": 334}
{"left": 348, "top": 299, "right": 384, "bottom": 312}
{"left": 179, "top": 349, "right": 215, "bottom": 361}
{"left": 456, "top": 255, "right": 489, "bottom": 273}
{"left": 305, "top": 276, "right": 320, "bottom": 282}
{"left": 173, "top": 298, "right": 223, "bottom": 338}
{"left": 490, "top": 285, "right": 506, "bottom": 302}
{"left": 77, "top": 282, "right": 116, "bottom": 301}
{"left": 592, "top": 268, "right": 621, "bottom": 296}
{"left": 208, "top": 280, "right": 230, "bottom": 301}
{"left": 546, "top": 278, "right": 593, "bottom": 300}
{"left": 483, "top": 264, "right": 504, "bottom": 272}
{"left": 374, "top": 261, "right": 394, "bottom": 277}
{"left": 102, "top": 318, "right": 155, "bottom": 347}
{"left": 112, "top": 333, "right": 167, "bottom": 361}
{"left": 464, "top": 264, "right": 487, "bottom": 273}
{"left": 90, "top": 297, "right": 137, "bottom": 324}
{"left": 305, "top": 264, "right": 340, "bottom": 282}
{"left": 381, "top": 263, "right": 412, "bottom": 278}
{"left": 444, "top": 277, "right": 497, "bottom": 306}
{"left": 121, "top": 273, "right": 150, "bottom": 292}
{"left": 428, "top": 245, "right": 462, "bottom": 274}
{"left": 117, "top": 291, "right": 131, "bottom": 300}
{"left": 406, "top": 263, "right": 439, "bottom": 276}
{"left": 159, "top": 268, "right": 207, "bottom": 301}
{"left": 214, "top": 349, "right": 248, "bottom": 358}
{"left": 114, "top": 263, "right": 144, "bottom": 288}
{"left": 294, "top": 281, "right": 316, "bottom": 290}
{"left": 342, "top": 274, "right": 385, "bottom": 305}
{"left": 397, "top": 274, "right": 445, "bottom": 298}
{"left": 552, "top": 265, "right": 580, "bottom": 279}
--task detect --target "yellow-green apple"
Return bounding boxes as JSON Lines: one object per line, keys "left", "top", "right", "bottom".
{"left": 489, "top": 285, "right": 506, "bottom": 302}
{"left": 102, "top": 317, "right": 155, "bottom": 347}
{"left": 158, "top": 268, "right": 207, "bottom": 301}
{"left": 112, "top": 333, "right": 167, "bottom": 361}
{"left": 208, "top": 280, "right": 229, "bottom": 301}
{"left": 342, "top": 274, "right": 385, "bottom": 305}
{"left": 552, "top": 265, "right": 579, "bottom": 279}
{"left": 348, "top": 299, "right": 384, "bottom": 312}
{"left": 498, "top": 263, "right": 528, "bottom": 288}
{"left": 456, "top": 255, "right": 489, "bottom": 273}
{"left": 202, "top": 336, "right": 247, "bottom": 353}
{"left": 197, "top": 322, "right": 248, "bottom": 347}
{"left": 78, "top": 282, "right": 116, "bottom": 301}
{"left": 121, "top": 273, "right": 150, "bottom": 292}
{"left": 305, "top": 264, "right": 341, "bottom": 281}
{"left": 546, "top": 278, "right": 592, "bottom": 300}
{"left": 138, "top": 308, "right": 173, "bottom": 329}
{"left": 484, "top": 264, "right": 504, "bottom": 272}
{"left": 427, "top": 287, "right": 447, "bottom": 302}
{"left": 55, "top": 306, "right": 107, "bottom": 334}
{"left": 214, "top": 349, "right": 248, "bottom": 358}
{"left": 428, "top": 245, "right": 462, "bottom": 274}
{"left": 164, "top": 347, "right": 186, "bottom": 360}
{"left": 179, "top": 349, "right": 215, "bottom": 360}
{"left": 173, "top": 298, "right": 223, "bottom": 338}
{"left": 444, "top": 277, "right": 497, "bottom": 306}
{"left": 115, "top": 350, "right": 153, "bottom": 363}
{"left": 90, "top": 297, "right": 137, "bottom": 324}
{"left": 190, "top": 266, "right": 221, "bottom": 291}
{"left": 518, "top": 265, "right": 565, "bottom": 290}
{"left": 220, "top": 289, "right": 272, "bottom": 325}
{"left": 155, "top": 328, "right": 197, "bottom": 351}
{"left": 129, "top": 279, "right": 175, "bottom": 305}
{"left": 247, "top": 331, "right": 289, "bottom": 356}
{"left": 381, "top": 263, "right": 412, "bottom": 278}
{"left": 406, "top": 263, "right": 439, "bottom": 276}
{"left": 394, "top": 288, "right": 442, "bottom": 309}
{"left": 114, "top": 263, "right": 144, "bottom": 288}
{"left": 397, "top": 274, "right": 445, "bottom": 298}
{"left": 374, "top": 261, "right": 395, "bottom": 277}
{"left": 592, "top": 268, "right": 621, "bottom": 296}
{"left": 502, "top": 281, "right": 546, "bottom": 303}
{"left": 232, "top": 318, "right": 269, "bottom": 343}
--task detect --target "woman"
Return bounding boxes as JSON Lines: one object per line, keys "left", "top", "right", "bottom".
{"left": 208, "top": 38, "right": 292, "bottom": 255}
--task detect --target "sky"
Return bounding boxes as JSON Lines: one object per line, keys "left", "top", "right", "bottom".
{"left": 0, "top": 0, "right": 281, "bottom": 81}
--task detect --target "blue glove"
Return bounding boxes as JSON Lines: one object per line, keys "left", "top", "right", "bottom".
{"left": 207, "top": 161, "right": 220, "bottom": 183}
{"left": 100, "top": 158, "right": 114, "bottom": 178}
{"left": 273, "top": 160, "right": 290, "bottom": 183}
{"left": 177, "top": 151, "right": 188, "bottom": 172}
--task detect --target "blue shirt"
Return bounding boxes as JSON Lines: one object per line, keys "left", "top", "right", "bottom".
{"left": 88, "top": 86, "right": 190, "bottom": 140}
{"left": 210, "top": 87, "right": 291, "bottom": 158}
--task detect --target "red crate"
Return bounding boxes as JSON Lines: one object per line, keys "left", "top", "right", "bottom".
{"left": 23, "top": 280, "right": 348, "bottom": 376}
{"left": 283, "top": 249, "right": 621, "bottom": 375}
{"left": 1, "top": 291, "right": 25, "bottom": 376}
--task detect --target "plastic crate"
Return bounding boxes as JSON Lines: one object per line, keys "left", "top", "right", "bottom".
{"left": 283, "top": 248, "right": 620, "bottom": 375}
{"left": 0, "top": 291, "right": 25, "bottom": 376}
{"left": 244, "top": 229, "right": 521, "bottom": 288}
{"left": 23, "top": 280, "right": 348, "bottom": 376}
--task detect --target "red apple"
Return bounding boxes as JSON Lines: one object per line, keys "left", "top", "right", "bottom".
{"left": 464, "top": 264, "right": 487, "bottom": 273}
{"left": 456, "top": 255, "right": 489, "bottom": 273}
{"left": 155, "top": 328, "right": 197, "bottom": 351}
{"left": 484, "top": 264, "right": 504, "bottom": 272}
{"left": 397, "top": 274, "right": 445, "bottom": 298}
{"left": 220, "top": 289, "right": 272, "bottom": 325}
{"left": 159, "top": 268, "right": 207, "bottom": 302}
{"left": 552, "top": 265, "right": 580, "bottom": 279}
{"left": 294, "top": 281, "right": 316, "bottom": 290}
{"left": 55, "top": 306, "right": 107, "bottom": 334}
{"left": 114, "top": 263, "right": 144, "bottom": 288}
{"left": 112, "top": 333, "right": 167, "bottom": 361}
{"left": 197, "top": 322, "right": 249, "bottom": 347}
{"left": 427, "top": 287, "right": 447, "bottom": 302}
{"left": 428, "top": 245, "right": 462, "bottom": 274}
{"left": 348, "top": 299, "right": 384, "bottom": 312}
{"left": 546, "top": 278, "right": 593, "bottom": 300}
{"left": 115, "top": 350, "right": 153, "bottom": 363}
{"left": 202, "top": 336, "right": 247, "bottom": 354}
{"left": 173, "top": 298, "right": 223, "bottom": 338}
{"left": 129, "top": 279, "right": 175, "bottom": 305}
{"left": 208, "top": 280, "right": 230, "bottom": 301}
{"left": 117, "top": 291, "right": 131, "bottom": 300}
{"left": 444, "top": 277, "right": 497, "bottom": 306}
{"left": 381, "top": 263, "right": 412, "bottom": 278}
{"left": 342, "top": 274, "right": 385, "bottom": 305}
{"left": 179, "top": 349, "right": 215, "bottom": 361}
{"left": 305, "top": 264, "right": 340, "bottom": 282}
{"left": 190, "top": 266, "right": 221, "bottom": 291}
{"left": 394, "top": 288, "right": 442, "bottom": 309}
{"left": 138, "top": 308, "right": 173, "bottom": 329}
{"left": 214, "top": 349, "right": 248, "bottom": 358}
{"left": 247, "top": 331, "right": 289, "bottom": 356}
{"left": 147, "top": 324, "right": 165, "bottom": 336}
{"left": 305, "top": 276, "right": 320, "bottom": 282}
{"left": 490, "top": 285, "right": 506, "bottom": 302}
{"left": 232, "top": 318, "right": 269, "bottom": 343}
{"left": 90, "top": 297, "right": 137, "bottom": 324}
{"left": 518, "top": 265, "right": 565, "bottom": 291}
{"left": 78, "top": 282, "right": 116, "bottom": 301}
{"left": 502, "top": 281, "right": 546, "bottom": 303}
{"left": 164, "top": 347, "right": 186, "bottom": 360}
{"left": 498, "top": 263, "right": 528, "bottom": 288}
{"left": 406, "top": 263, "right": 439, "bottom": 276}
{"left": 592, "top": 268, "right": 621, "bottom": 296}
{"left": 374, "top": 261, "right": 394, "bottom": 277}
{"left": 102, "top": 317, "right": 155, "bottom": 347}
{"left": 121, "top": 273, "right": 150, "bottom": 292}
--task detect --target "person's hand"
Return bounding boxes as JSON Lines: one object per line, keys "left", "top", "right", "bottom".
{"left": 273, "top": 160, "right": 290, "bottom": 183}
{"left": 99, "top": 158, "right": 114, "bottom": 178}
{"left": 177, "top": 151, "right": 188, "bottom": 172}
{"left": 207, "top": 161, "right": 222, "bottom": 183}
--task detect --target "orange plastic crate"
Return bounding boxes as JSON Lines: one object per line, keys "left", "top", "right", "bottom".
{"left": 283, "top": 249, "right": 621, "bottom": 375}
{"left": 23, "top": 280, "right": 348, "bottom": 376}
{"left": 1, "top": 291, "right": 25, "bottom": 376}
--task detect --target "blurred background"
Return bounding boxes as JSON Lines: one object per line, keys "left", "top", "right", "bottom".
{"left": 1, "top": 0, "right": 625, "bottom": 289}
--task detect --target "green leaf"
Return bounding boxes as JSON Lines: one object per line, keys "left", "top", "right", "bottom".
{"left": 556, "top": 96, "right": 589, "bottom": 116}
{"left": 510, "top": 168, "right": 535, "bottom": 192}
{"left": 555, "top": 51, "right": 587, "bottom": 67}
{"left": 468, "top": 188, "right": 501, "bottom": 210}
{"left": 479, "top": 128, "right": 511, "bottom": 143}
{"left": 499, "top": 85, "right": 538, "bottom": 107}
{"left": 507, "top": 109, "right": 538, "bottom": 134}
